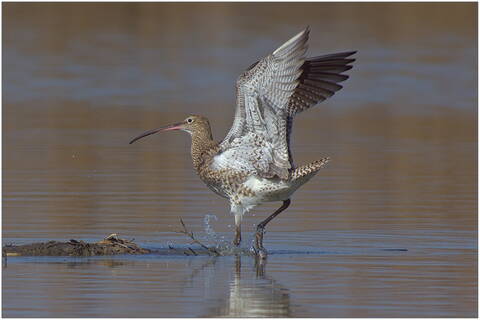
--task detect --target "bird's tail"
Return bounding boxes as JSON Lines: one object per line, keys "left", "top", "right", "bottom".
{"left": 290, "top": 157, "right": 330, "bottom": 181}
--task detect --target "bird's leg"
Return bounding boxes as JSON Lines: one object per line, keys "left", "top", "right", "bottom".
{"left": 233, "top": 213, "right": 242, "bottom": 246}
{"left": 254, "top": 199, "right": 291, "bottom": 258}
{"left": 233, "top": 224, "right": 241, "bottom": 246}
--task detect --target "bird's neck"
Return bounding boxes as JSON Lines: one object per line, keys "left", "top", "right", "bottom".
{"left": 190, "top": 129, "right": 217, "bottom": 171}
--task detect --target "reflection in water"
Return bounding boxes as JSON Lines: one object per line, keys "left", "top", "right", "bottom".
{"left": 221, "top": 257, "right": 290, "bottom": 317}
{"left": 4, "top": 256, "right": 131, "bottom": 269}
{"left": 202, "top": 256, "right": 291, "bottom": 317}
{"left": 63, "top": 258, "right": 128, "bottom": 269}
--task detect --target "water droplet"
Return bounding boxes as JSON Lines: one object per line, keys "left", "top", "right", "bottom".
{"left": 204, "top": 214, "right": 219, "bottom": 240}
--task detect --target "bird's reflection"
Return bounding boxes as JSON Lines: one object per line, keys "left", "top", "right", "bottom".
{"left": 183, "top": 256, "right": 291, "bottom": 317}
{"left": 219, "top": 257, "right": 291, "bottom": 317}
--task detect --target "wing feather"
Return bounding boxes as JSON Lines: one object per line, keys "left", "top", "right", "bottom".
{"left": 219, "top": 29, "right": 356, "bottom": 179}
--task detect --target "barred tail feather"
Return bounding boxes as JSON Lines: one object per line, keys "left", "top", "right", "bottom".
{"left": 290, "top": 157, "right": 330, "bottom": 181}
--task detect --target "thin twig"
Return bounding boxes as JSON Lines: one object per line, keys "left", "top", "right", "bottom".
{"left": 188, "top": 247, "right": 198, "bottom": 256}
{"left": 175, "top": 218, "right": 220, "bottom": 256}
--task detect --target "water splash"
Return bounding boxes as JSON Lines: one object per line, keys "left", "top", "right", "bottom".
{"left": 202, "top": 214, "right": 247, "bottom": 255}
{"left": 166, "top": 241, "right": 175, "bottom": 249}
{"left": 203, "top": 214, "right": 230, "bottom": 248}
{"left": 203, "top": 214, "right": 219, "bottom": 240}
{"left": 166, "top": 214, "right": 252, "bottom": 256}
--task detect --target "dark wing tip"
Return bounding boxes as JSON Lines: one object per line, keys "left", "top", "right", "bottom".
{"left": 287, "top": 49, "right": 357, "bottom": 116}
{"left": 345, "top": 50, "right": 357, "bottom": 57}
{"left": 308, "top": 51, "right": 357, "bottom": 62}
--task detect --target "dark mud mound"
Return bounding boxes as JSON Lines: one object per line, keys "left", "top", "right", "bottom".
{"left": 3, "top": 234, "right": 151, "bottom": 257}
{"left": 2, "top": 233, "right": 247, "bottom": 257}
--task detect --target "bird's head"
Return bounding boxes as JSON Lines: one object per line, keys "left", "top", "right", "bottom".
{"left": 129, "top": 115, "right": 212, "bottom": 144}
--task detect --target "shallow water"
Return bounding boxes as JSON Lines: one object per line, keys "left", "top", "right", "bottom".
{"left": 3, "top": 3, "right": 477, "bottom": 317}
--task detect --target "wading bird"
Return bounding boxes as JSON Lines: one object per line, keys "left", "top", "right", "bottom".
{"left": 130, "top": 27, "right": 356, "bottom": 257}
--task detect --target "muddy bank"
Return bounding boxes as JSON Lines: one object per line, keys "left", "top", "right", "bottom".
{"left": 3, "top": 234, "right": 152, "bottom": 257}
{"left": 2, "top": 233, "right": 247, "bottom": 257}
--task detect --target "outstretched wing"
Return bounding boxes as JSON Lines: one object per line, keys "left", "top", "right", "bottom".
{"left": 283, "top": 50, "right": 356, "bottom": 165}
{"left": 217, "top": 28, "right": 355, "bottom": 179}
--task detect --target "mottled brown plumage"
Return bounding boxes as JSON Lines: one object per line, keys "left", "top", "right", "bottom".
{"left": 130, "top": 28, "right": 356, "bottom": 257}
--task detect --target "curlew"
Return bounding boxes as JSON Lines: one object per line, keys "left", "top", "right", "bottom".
{"left": 130, "top": 27, "right": 356, "bottom": 257}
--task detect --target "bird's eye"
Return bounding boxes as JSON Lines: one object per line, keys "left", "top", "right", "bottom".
{"left": 187, "top": 118, "right": 193, "bottom": 123}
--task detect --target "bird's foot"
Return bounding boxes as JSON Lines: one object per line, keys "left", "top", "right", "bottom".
{"left": 252, "top": 226, "right": 268, "bottom": 259}
{"left": 232, "top": 232, "right": 241, "bottom": 247}
{"left": 232, "top": 237, "right": 241, "bottom": 247}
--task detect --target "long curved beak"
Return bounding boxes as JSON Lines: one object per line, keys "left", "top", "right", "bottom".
{"left": 129, "top": 122, "right": 184, "bottom": 144}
